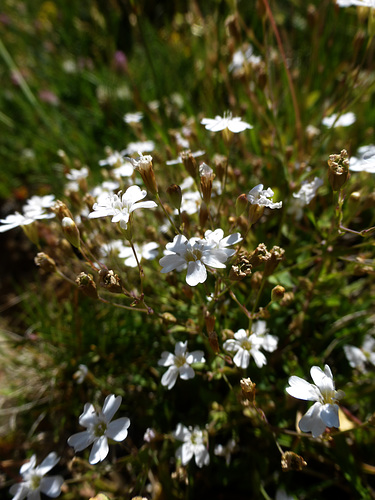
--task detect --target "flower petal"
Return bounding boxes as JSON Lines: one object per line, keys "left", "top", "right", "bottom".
{"left": 186, "top": 260, "right": 207, "bottom": 286}
{"left": 67, "top": 430, "right": 95, "bottom": 452}
{"left": 40, "top": 476, "right": 64, "bottom": 498}
{"left": 89, "top": 435, "right": 109, "bottom": 464}
{"left": 102, "top": 394, "right": 122, "bottom": 422}
{"left": 107, "top": 417, "right": 130, "bottom": 441}
{"left": 286, "top": 376, "right": 320, "bottom": 401}
{"left": 36, "top": 452, "right": 60, "bottom": 476}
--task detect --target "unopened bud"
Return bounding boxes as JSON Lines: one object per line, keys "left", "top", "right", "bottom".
{"left": 62, "top": 217, "right": 80, "bottom": 249}
{"left": 166, "top": 184, "right": 182, "bottom": 211}
{"left": 213, "top": 154, "right": 227, "bottom": 181}
{"left": 327, "top": 149, "right": 350, "bottom": 191}
{"left": 34, "top": 252, "right": 57, "bottom": 272}
{"left": 271, "top": 285, "right": 285, "bottom": 302}
{"left": 199, "top": 201, "right": 209, "bottom": 227}
{"left": 76, "top": 272, "right": 98, "bottom": 299}
{"left": 236, "top": 193, "right": 248, "bottom": 216}
{"left": 137, "top": 156, "right": 158, "bottom": 195}
{"left": 199, "top": 163, "right": 215, "bottom": 204}
{"left": 181, "top": 150, "right": 198, "bottom": 178}
{"left": 53, "top": 200, "right": 74, "bottom": 221}
{"left": 208, "top": 331, "right": 220, "bottom": 354}
{"left": 21, "top": 222, "right": 39, "bottom": 246}
{"left": 248, "top": 203, "right": 265, "bottom": 225}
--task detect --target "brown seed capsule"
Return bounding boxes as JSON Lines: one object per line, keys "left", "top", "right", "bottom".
{"left": 34, "top": 252, "right": 57, "bottom": 273}
{"left": 75, "top": 272, "right": 98, "bottom": 299}
{"left": 327, "top": 149, "right": 350, "bottom": 191}
{"left": 281, "top": 451, "right": 307, "bottom": 471}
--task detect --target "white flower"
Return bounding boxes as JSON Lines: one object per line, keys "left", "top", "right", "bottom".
{"left": 23, "top": 195, "right": 56, "bottom": 215}
{"left": 122, "top": 140, "right": 155, "bottom": 156}
{"left": 336, "top": 0, "right": 375, "bottom": 7}
{"left": 158, "top": 340, "right": 205, "bottom": 390}
{"left": 123, "top": 111, "right": 143, "bottom": 123}
{"left": 247, "top": 184, "right": 282, "bottom": 209}
{"left": 0, "top": 208, "right": 54, "bottom": 233}
{"left": 99, "top": 151, "right": 134, "bottom": 176}
{"left": 214, "top": 438, "right": 236, "bottom": 465}
{"left": 228, "top": 46, "right": 261, "bottom": 73}
{"left": 223, "top": 324, "right": 277, "bottom": 369}
{"left": 203, "top": 229, "right": 242, "bottom": 258}
{"left": 65, "top": 166, "right": 89, "bottom": 181}
{"left": 143, "top": 427, "right": 157, "bottom": 442}
{"left": 349, "top": 144, "right": 375, "bottom": 173}
{"left": 166, "top": 149, "right": 205, "bottom": 166}
{"left": 288, "top": 177, "right": 324, "bottom": 220}
{"left": 73, "top": 364, "right": 88, "bottom": 384}
{"left": 67, "top": 394, "right": 130, "bottom": 464}
{"left": 344, "top": 334, "right": 375, "bottom": 372}
{"left": 173, "top": 424, "right": 210, "bottom": 468}
{"left": 201, "top": 112, "right": 253, "bottom": 133}
{"left": 286, "top": 364, "right": 345, "bottom": 438}
{"left": 9, "top": 452, "right": 63, "bottom": 500}
{"left": 322, "top": 112, "right": 356, "bottom": 128}
{"left": 159, "top": 233, "right": 231, "bottom": 286}
{"left": 88, "top": 185, "right": 157, "bottom": 230}
{"left": 118, "top": 241, "right": 159, "bottom": 267}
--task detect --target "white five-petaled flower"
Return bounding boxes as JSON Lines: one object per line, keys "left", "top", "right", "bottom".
{"left": 247, "top": 184, "right": 282, "bottom": 209}
{"left": 201, "top": 112, "right": 253, "bottom": 133}
{"left": 203, "top": 229, "right": 242, "bottom": 257}
{"left": 173, "top": 424, "right": 210, "bottom": 468}
{"left": 322, "top": 112, "right": 356, "bottom": 128}
{"left": 159, "top": 231, "right": 238, "bottom": 286}
{"left": 88, "top": 185, "right": 157, "bottom": 230}
{"left": 9, "top": 452, "right": 63, "bottom": 500}
{"left": 349, "top": 145, "right": 375, "bottom": 174}
{"left": 67, "top": 394, "right": 130, "bottom": 464}
{"left": 214, "top": 438, "right": 236, "bottom": 465}
{"left": 288, "top": 177, "right": 324, "bottom": 220}
{"left": 118, "top": 241, "right": 159, "bottom": 268}
{"left": 158, "top": 340, "right": 205, "bottom": 390}
{"left": 336, "top": 0, "right": 375, "bottom": 7}
{"left": 344, "top": 334, "right": 375, "bottom": 373}
{"left": 286, "top": 364, "right": 345, "bottom": 438}
{"left": 223, "top": 322, "right": 278, "bottom": 369}
{"left": 123, "top": 111, "right": 143, "bottom": 124}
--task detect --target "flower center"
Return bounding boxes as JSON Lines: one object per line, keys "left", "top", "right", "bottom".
{"left": 240, "top": 339, "right": 252, "bottom": 351}
{"left": 94, "top": 420, "right": 107, "bottom": 437}
{"left": 30, "top": 474, "right": 41, "bottom": 491}
{"left": 320, "top": 387, "right": 336, "bottom": 405}
{"left": 174, "top": 354, "right": 187, "bottom": 368}
{"left": 185, "top": 248, "right": 202, "bottom": 263}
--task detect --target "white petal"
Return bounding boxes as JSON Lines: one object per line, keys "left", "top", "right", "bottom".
{"left": 40, "top": 476, "right": 64, "bottom": 498}
{"left": 175, "top": 341, "right": 188, "bottom": 356}
{"left": 158, "top": 351, "right": 175, "bottom": 367}
{"left": 79, "top": 403, "right": 98, "bottom": 427}
{"left": 179, "top": 365, "right": 195, "bottom": 380}
{"left": 106, "top": 417, "right": 130, "bottom": 441}
{"left": 36, "top": 452, "right": 60, "bottom": 476}
{"left": 161, "top": 366, "right": 179, "bottom": 389}
{"left": 178, "top": 443, "right": 194, "bottom": 465}
{"left": 173, "top": 424, "right": 191, "bottom": 441}
{"left": 194, "top": 445, "right": 210, "bottom": 467}
{"left": 286, "top": 376, "right": 320, "bottom": 401}
{"left": 251, "top": 349, "right": 267, "bottom": 368}
{"left": 320, "top": 403, "right": 340, "bottom": 428}
{"left": 89, "top": 435, "right": 109, "bottom": 464}
{"left": 9, "top": 483, "right": 29, "bottom": 500}
{"left": 67, "top": 430, "right": 95, "bottom": 452}
{"left": 233, "top": 348, "right": 250, "bottom": 368}
{"left": 298, "top": 402, "right": 326, "bottom": 437}
{"left": 102, "top": 394, "right": 122, "bottom": 422}
{"left": 186, "top": 260, "right": 207, "bottom": 286}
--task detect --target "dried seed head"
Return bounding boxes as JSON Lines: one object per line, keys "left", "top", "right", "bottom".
{"left": 99, "top": 269, "right": 123, "bottom": 293}
{"left": 281, "top": 451, "right": 307, "bottom": 471}
{"left": 327, "top": 149, "right": 350, "bottom": 191}
{"left": 240, "top": 377, "right": 256, "bottom": 402}
{"left": 76, "top": 272, "right": 98, "bottom": 299}
{"left": 264, "top": 246, "right": 285, "bottom": 276}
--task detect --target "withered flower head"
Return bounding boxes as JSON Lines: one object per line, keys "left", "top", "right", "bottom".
{"left": 327, "top": 149, "right": 350, "bottom": 191}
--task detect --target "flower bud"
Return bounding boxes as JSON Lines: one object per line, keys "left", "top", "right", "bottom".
{"left": 271, "top": 285, "right": 285, "bottom": 302}
{"left": 76, "top": 272, "right": 98, "bottom": 299}
{"left": 236, "top": 193, "right": 248, "bottom": 216}
{"left": 248, "top": 203, "right": 265, "bottom": 225}
{"left": 166, "top": 184, "right": 182, "bottom": 211}
{"left": 34, "top": 252, "right": 57, "bottom": 273}
{"left": 62, "top": 217, "right": 80, "bottom": 249}
{"left": 199, "top": 201, "right": 209, "bottom": 228}
{"left": 134, "top": 155, "right": 158, "bottom": 195}
{"left": 53, "top": 200, "right": 74, "bottom": 221}
{"left": 327, "top": 149, "right": 350, "bottom": 191}
{"left": 199, "top": 162, "right": 215, "bottom": 204}
{"left": 181, "top": 150, "right": 198, "bottom": 179}
{"left": 213, "top": 154, "right": 227, "bottom": 181}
